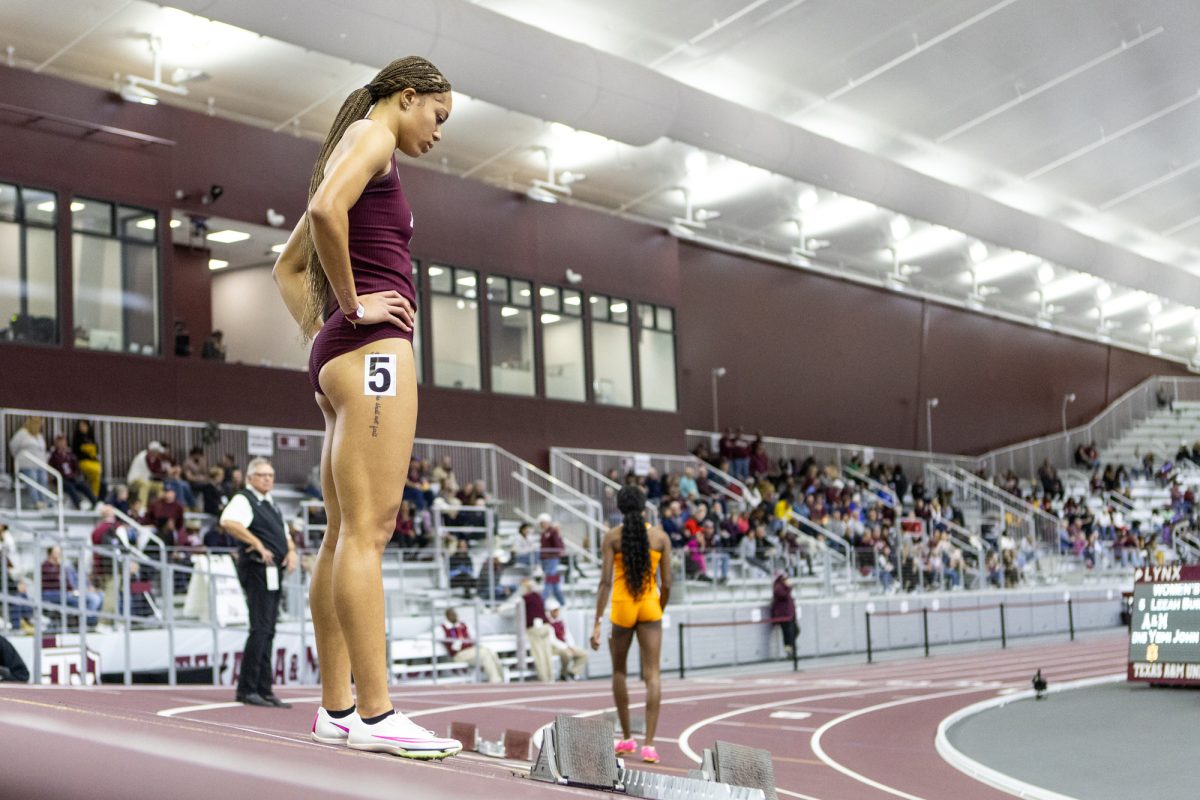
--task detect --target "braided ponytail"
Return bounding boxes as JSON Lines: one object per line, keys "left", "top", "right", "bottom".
{"left": 617, "top": 485, "right": 651, "bottom": 599}
{"left": 299, "top": 56, "right": 451, "bottom": 338}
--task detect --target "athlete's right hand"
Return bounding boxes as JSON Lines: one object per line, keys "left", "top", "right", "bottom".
{"left": 358, "top": 290, "right": 415, "bottom": 332}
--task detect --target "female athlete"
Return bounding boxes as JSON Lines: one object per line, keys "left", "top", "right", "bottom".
{"left": 590, "top": 485, "right": 672, "bottom": 763}
{"left": 273, "top": 56, "right": 460, "bottom": 759}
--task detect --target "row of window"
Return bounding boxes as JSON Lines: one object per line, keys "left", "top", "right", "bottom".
{"left": 0, "top": 181, "right": 679, "bottom": 411}
{"left": 416, "top": 263, "right": 677, "bottom": 410}
{"left": 0, "top": 181, "right": 159, "bottom": 354}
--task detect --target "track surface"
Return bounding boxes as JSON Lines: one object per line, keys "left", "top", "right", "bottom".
{"left": 0, "top": 633, "right": 1127, "bottom": 800}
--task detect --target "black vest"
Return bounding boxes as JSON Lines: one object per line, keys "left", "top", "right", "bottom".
{"left": 239, "top": 489, "right": 288, "bottom": 561}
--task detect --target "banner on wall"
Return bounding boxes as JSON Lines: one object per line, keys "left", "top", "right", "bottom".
{"left": 247, "top": 427, "right": 274, "bottom": 457}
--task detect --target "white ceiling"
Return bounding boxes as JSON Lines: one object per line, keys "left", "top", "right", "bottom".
{"left": 4, "top": 0, "right": 1200, "bottom": 363}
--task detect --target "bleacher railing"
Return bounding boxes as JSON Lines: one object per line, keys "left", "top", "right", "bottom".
{"left": 14, "top": 453, "right": 64, "bottom": 534}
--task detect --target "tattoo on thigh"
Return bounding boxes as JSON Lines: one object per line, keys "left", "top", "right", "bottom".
{"left": 371, "top": 397, "right": 382, "bottom": 438}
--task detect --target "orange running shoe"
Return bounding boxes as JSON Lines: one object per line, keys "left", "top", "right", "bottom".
{"left": 640, "top": 745, "right": 659, "bottom": 763}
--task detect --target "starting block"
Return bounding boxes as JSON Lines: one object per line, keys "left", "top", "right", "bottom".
{"left": 530, "top": 715, "right": 623, "bottom": 790}
{"left": 700, "top": 741, "right": 777, "bottom": 800}
{"left": 504, "top": 728, "right": 533, "bottom": 760}
{"left": 449, "top": 721, "right": 479, "bottom": 752}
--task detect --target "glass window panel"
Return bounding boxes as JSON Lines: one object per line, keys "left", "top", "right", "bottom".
{"left": 22, "top": 189, "right": 56, "bottom": 226}
{"left": 0, "top": 184, "right": 16, "bottom": 220}
{"left": 72, "top": 234, "right": 159, "bottom": 354}
{"left": 563, "top": 289, "right": 582, "bottom": 316}
{"left": 428, "top": 264, "right": 452, "bottom": 294}
{"left": 486, "top": 275, "right": 508, "bottom": 304}
{"left": 488, "top": 303, "right": 534, "bottom": 396}
{"left": 589, "top": 294, "right": 605, "bottom": 319}
{"left": 541, "top": 286, "right": 561, "bottom": 313}
{"left": 72, "top": 198, "right": 113, "bottom": 235}
{"left": 659, "top": 306, "right": 674, "bottom": 332}
{"left": 639, "top": 329, "right": 677, "bottom": 411}
{"left": 431, "top": 293, "right": 481, "bottom": 390}
{"left": 609, "top": 297, "right": 630, "bottom": 324}
{"left": 24, "top": 227, "right": 58, "bottom": 327}
{"left": 591, "top": 320, "right": 633, "bottom": 406}
{"left": 640, "top": 304, "right": 654, "bottom": 329}
{"left": 512, "top": 279, "right": 532, "bottom": 308}
{"left": 118, "top": 206, "right": 157, "bottom": 242}
{"left": 543, "top": 315, "right": 585, "bottom": 402}
{"left": 454, "top": 268, "right": 477, "bottom": 298}
{"left": 0, "top": 221, "right": 58, "bottom": 344}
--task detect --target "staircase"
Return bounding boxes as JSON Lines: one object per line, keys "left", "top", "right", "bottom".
{"left": 1098, "top": 400, "right": 1200, "bottom": 468}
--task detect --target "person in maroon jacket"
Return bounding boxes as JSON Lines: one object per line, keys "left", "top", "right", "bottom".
{"left": 770, "top": 572, "right": 798, "bottom": 659}
{"left": 48, "top": 434, "right": 98, "bottom": 510}
{"left": 538, "top": 513, "right": 566, "bottom": 607}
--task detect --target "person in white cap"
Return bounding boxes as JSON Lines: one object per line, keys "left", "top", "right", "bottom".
{"left": 126, "top": 441, "right": 167, "bottom": 504}
{"left": 545, "top": 598, "right": 587, "bottom": 680}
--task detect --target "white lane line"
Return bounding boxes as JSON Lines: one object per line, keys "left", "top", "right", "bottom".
{"left": 933, "top": 673, "right": 1123, "bottom": 800}
{"left": 777, "top": 790, "right": 824, "bottom": 800}
{"left": 158, "top": 701, "right": 246, "bottom": 717}
{"left": 808, "top": 687, "right": 991, "bottom": 800}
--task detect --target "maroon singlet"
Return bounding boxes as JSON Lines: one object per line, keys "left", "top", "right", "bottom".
{"left": 307, "top": 154, "right": 417, "bottom": 395}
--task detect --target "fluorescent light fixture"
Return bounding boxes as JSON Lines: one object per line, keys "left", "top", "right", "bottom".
{"left": 668, "top": 221, "right": 697, "bottom": 239}
{"left": 968, "top": 241, "right": 988, "bottom": 264}
{"left": 70, "top": 202, "right": 85, "bottom": 212}
{"left": 206, "top": 229, "right": 251, "bottom": 243}
{"left": 610, "top": 302, "right": 628, "bottom": 314}
{"left": 802, "top": 197, "right": 879, "bottom": 237}
{"left": 1148, "top": 300, "right": 1163, "bottom": 316}
{"left": 971, "top": 251, "right": 1040, "bottom": 284}
{"left": 589, "top": 296, "right": 600, "bottom": 303}
{"left": 500, "top": 306, "right": 519, "bottom": 318}
{"left": 525, "top": 185, "right": 558, "bottom": 204}
{"left": 36, "top": 201, "right": 56, "bottom": 212}
{"left": 456, "top": 275, "right": 477, "bottom": 286}
{"left": 888, "top": 215, "right": 911, "bottom": 242}
{"left": 540, "top": 313, "right": 561, "bottom": 324}
{"left": 456, "top": 299, "right": 466, "bottom": 311}
{"left": 892, "top": 225, "right": 963, "bottom": 262}
{"left": 1151, "top": 307, "right": 1197, "bottom": 330}
{"left": 427, "top": 266, "right": 444, "bottom": 277}
{"left": 135, "top": 218, "right": 157, "bottom": 230}
{"left": 169, "top": 219, "right": 181, "bottom": 228}
{"left": 1040, "top": 273, "right": 1100, "bottom": 303}
{"left": 1095, "top": 283, "right": 1112, "bottom": 302}
{"left": 685, "top": 150, "right": 708, "bottom": 176}
{"left": 539, "top": 287, "right": 556, "bottom": 297}
{"left": 519, "top": 288, "right": 531, "bottom": 297}
{"left": 797, "top": 187, "right": 819, "bottom": 210}
{"left": 1101, "top": 291, "right": 1152, "bottom": 317}
{"left": 564, "top": 295, "right": 581, "bottom": 306}
{"left": 1036, "top": 263, "right": 1055, "bottom": 285}
{"left": 120, "top": 82, "right": 159, "bottom": 105}
{"left": 208, "top": 258, "right": 228, "bottom": 270}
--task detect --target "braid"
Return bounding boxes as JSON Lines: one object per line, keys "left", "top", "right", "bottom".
{"left": 617, "top": 485, "right": 651, "bottom": 600}
{"left": 299, "top": 56, "right": 451, "bottom": 339}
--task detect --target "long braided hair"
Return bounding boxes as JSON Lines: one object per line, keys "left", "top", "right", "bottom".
{"left": 299, "top": 56, "right": 451, "bottom": 338}
{"left": 617, "top": 485, "right": 652, "bottom": 599}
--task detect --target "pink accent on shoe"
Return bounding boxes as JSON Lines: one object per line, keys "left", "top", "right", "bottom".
{"left": 312, "top": 715, "right": 318, "bottom": 734}
{"left": 333, "top": 723, "right": 349, "bottom": 733}
{"left": 615, "top": 738, "right": 637, "bottom": 755}
{"left": 640, "top": 745, "right": 659, "bottom": 763}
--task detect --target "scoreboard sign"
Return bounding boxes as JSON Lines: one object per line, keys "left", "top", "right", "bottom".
{"left": 1128, "top": 564, "right": 1200, "bottom": 685}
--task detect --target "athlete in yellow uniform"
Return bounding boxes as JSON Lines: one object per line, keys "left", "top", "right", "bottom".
{"left": 591, "top": 485, "right": 672, "bottom": 763}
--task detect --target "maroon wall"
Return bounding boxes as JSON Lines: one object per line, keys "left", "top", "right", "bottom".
{"left": 0, "top": 66, "right": 1191, "bottom": 464}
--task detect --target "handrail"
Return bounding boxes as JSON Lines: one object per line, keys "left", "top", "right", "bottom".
{"left": 512, "top": 506, "right": 602, "bottom": 569}
{"left": 14, "top": 453, "right": 65, "bottom": 534}
{"left": 692, "top": 457, "right": 753, "bottom": 505}
{"left": 551, "top": 450, "right": 621, "bottom": 490}
{"left": 786, "top": 510, "right": 853, "bottom": 583}
{"left": 495, "top": 446, "right": 602, "bottom": 519}
{"left": 510, "top": 471, "right": 605, "bottom": 559}
{"left": 844, "top": 466, "right": 900, "bottom": 508}
{"left": 949, "top": 466, "right": 1061, "bottom": 528}
{"left": 109, "top": 506, "right": 165, "bottom": 555}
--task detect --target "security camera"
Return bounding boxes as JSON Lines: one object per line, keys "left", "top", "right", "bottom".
{"left": 202, "top": 184, "right": 224, "bottom": 205}
{"left": 565, "top": 268, "right": 582, "bottom": 285}
{"left": 266, "top": 208, "right": 285, "bottom": 227}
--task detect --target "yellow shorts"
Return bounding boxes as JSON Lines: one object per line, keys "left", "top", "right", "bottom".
{"left": 610, "top": 592, "right": 663, "bottom": 628}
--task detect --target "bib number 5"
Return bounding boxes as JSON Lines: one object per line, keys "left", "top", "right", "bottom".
{"left": 363, "top": 354, "right": 397, "bottom": 396}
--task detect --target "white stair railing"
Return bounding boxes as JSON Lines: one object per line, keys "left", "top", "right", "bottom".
{"left": 14, "top": 453, "right": 65, "bottom": 534}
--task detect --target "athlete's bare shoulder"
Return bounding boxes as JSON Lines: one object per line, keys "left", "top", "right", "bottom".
{"left": 648, "top": 526, "right": 670, "bottom": 551}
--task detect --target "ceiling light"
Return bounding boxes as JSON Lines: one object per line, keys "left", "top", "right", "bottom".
{"left": 120, "top": 82, "right": 159, "bottom": 105}
{"left": 892, "top": 225, "right": 964, "bottom": 262}
{"left": 35, "top": 201, "right": 55, "bottom": 212}
{"left": 135, "top": 218, "right": 157, "bottom": 230}
{"left": 589, "top": 296, "right": 600, "bottom": 303}
{"left": 1101, "top": 291, "right": 1152, "bottom": 317}
{"left": 1040, "top": 273, "right": 1100, "bottom": 303}
{"left": 610, "top": 302, "right": 628, "bottom": 314}
{"left": 548, "top": 121, "right": 574, "bottom": 139}
{"left": 206, "top": 229, "right": 251, "bottom": 243}
{"left": 519, "top": 288, "right": 530, "bottom": 297}
{"left": 456, "top": 275, "right": 477, "bottom": 286}
{"left": 1095, "top": 283, "right": 1112, "bottom": 301}
{"left": 564, "top": 295, "right": 581, "bottom": 306}
{"left": 208, "top": 258, "right": 228, "bottom": 270}
{"left": 169, "top": 219, "right": 181, "bottom": 228}
{"left": 500, "top": 306, "right": 519, "bottom": 318}
{"left": 889, "top": 215, "right": 911, "bottom": 242}
{"left": 70, "top": 202, "right": 85, "bottom": 212}
{"left": 427, "top": 266, "right": 444, "bottom": 277}
{"left": 797, "top": 187, "right": 819, "bottom": 210}
{"left": 685, "top": 151, "right": 708, "bottom": 176}
{"left": 525, "top": 185, "right": 559, "bottom": 204}
{"left": 1148, "top": 300, "right": 1163, "bottom": 316}
{"left": 1037, "top": 263, "right": 1055, "bottom": 285}
{"left": 539, "top": 287, "right": 556, "bottom": 297}
{"left": 968, "top": 241, "right": 988, "bottom": 264}
{"left": 668, "top": 222, "right": 697, "bottom": 239}
{"left": 541, "top": 313, "right": 561, "bottom": 324}
{"left": 801, "top": 197, "right": 879, "bottom": 238}
{"left": 1151, "top": 307, "right": 1198, "bottom": 330}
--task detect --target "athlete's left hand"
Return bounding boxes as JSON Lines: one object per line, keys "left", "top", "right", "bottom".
{"left": 589, "top": 621, "right": 602, "bottom": 650}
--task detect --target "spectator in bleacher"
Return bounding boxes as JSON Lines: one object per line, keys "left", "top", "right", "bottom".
{"left": 7, "top": 576, "right": 34, "bottom": 633}
{"left": 447, "top": 537, "right": 476, "bottom": 598}
{"left": 71, "top": 420, "right": 103, "bottom": 499}
{"left": 730, "top": 427, "right": 751, "bottom": 480}
{"left": 203, "top": 521, "right": 237, "bottom": 550}
{"left": 199, "top": 467, "right": 227, "bottom": 515}
{"left": 512, "top": 522, "right": 538, "bottom": 568}
{"left": 677, "top": 466, "right": 699, "bottom": 501}
{"left": 47, "top": 434, "right": 97, "bottom": 510}
{"left": 718, "top": 428, "right": 735, "bottom": 465}
{"left": 538, "top": 513, "right": 566, "bottom": 607}
{"left": 103, "top": 484, "right": 130, "bottom": 516}
{"left": 301, "top": 464, "right": 323, "bottom": 501}
{"left": 477, "top": 549, "right": 513, "bottom": 602}
{"left": 430, "top": 455, "right": 459, "bottom": 497}
{"left": 1037, "top": 459, "right": 1063, "bottom": 500}
{"left": 700, "top": 520, "right": 731, "bottom": 584}
{"left": 643, "top": 467, "right": 663, "bottom": 503}
{"left": 201, "top": 329, "right": 226, "bottom": 361}
{"left": 149, "top": 488, "right": 186, "bottom": 533}
{"left": 1156, "top": 384, "right": 1175, "bottom": 412}
{"left": 544, "top": 599, "right": 587, "bottom": 680}
{"left": 182, "top": 447, "right": 209, "bottom": 498}
{"left": 749, "top": 440, "right": 770, "bottom": 481}
{"left": 0, "top": 523, "right": 14, "bottom": 575}
{"left": 126, "top": 441, "right": 167, "bottom": 504}
{"left": 1116, "top": 527, "right": 1142, "bottom": 567}
{"left": 516, "top": 578, "right": 554, "bottom": 682}
{"left": 9, "top": 416, "right": 48, "bottom": 508}
{"left": 441, "top": 607, "right": 503, "bottom": 683}
{"left": 403, "top": 457, "right": 429, "bottom": 512}
{"left": 739, "top": 524, "right": 772, "bottom": 577}
{"left": 41, "top": 545, "right": 102, "bottom": 628}
{"left": 163, "top": 464, "right": 197, "bottom": 511}
{"left": 891, "top": 466, "right": 910, "bottom": 505}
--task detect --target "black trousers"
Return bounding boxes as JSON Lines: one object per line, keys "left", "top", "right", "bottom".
{"left": 777, "top": 619, "right": 798, "bottom": 651}
{"left": 236, "top": 558, "right": 282, "bottom": 697}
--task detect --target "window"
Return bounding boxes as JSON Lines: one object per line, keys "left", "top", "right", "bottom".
{"left": 72, "top": 199, "right": 160, "bottom": 354}
{"left": 541, "top": 286, "right": 585, "bottom": 402}
{"left": 589, "top": 293, "right": 633, "bottom": 407}
{"left": 0, "top": 182, "right": 59, "bottom": 344}
{"left": 429, "top": 264, "right": 481, "bottom": 390}
{"left": 638, "top": 303, "right": 677, "bottom": 411}
{"left": 486, "top": 275, "right": 535, "bottom": 396}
